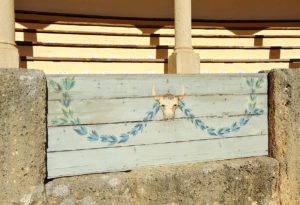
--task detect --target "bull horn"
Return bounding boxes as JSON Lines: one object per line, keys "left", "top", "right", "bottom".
{"left": 152, "top": 85, "right": 160, "bottom": 101}
{"left": 178, "top": 85, "right": 185, "bottom": 100}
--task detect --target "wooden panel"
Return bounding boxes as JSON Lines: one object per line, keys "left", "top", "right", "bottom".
{"left": 47, "top": 74, "right": 268, "bottom": 178}
{"left": 47, "top": 135, "right": 268, "bottom": 178}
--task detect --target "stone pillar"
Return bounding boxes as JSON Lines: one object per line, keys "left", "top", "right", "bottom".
{"left": 0, "top": 0, "right": 19, "bottom": 68}
{"left": 0, "top": 69, "right": 46, "bottom": 204}
{"left": 168, "top": 0, "right": 200, "bottom": 74}
{"left": 269, "top": 69, "right": 300, "bottom": 204}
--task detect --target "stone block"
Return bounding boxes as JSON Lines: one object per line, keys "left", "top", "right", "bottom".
{"left": 0, "top": 69, "right": 47, "bottom": 205}
{"left": 269, "top": 68, "right": 300, "bottom": 204}
{"left": 46, "top": 157, "right": 279, "bottom": 205}
{"left": 168, "top": 50, "right": 200, "bottom": 74}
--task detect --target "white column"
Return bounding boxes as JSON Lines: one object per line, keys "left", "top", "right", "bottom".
{"left": 168, "top": 0, "right": 200, "bottom": 74}
{"left": 0, "top": 0, "right": 19, "bottom": 68}
{"left": 175, "top": 0, "right": 192, "bottom": 50}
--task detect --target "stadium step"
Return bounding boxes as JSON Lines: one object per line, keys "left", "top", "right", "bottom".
{"left": 20, "top": 56, "right": 300, "bottom": 74}
{"left": 17, "top": 41, "right": 300, "bottom": 60}
{"left": 16, "top": 28, "right": 300, "bottom": 46}
{"left": 15, "top": 10, "right": 300, "bottom": 74}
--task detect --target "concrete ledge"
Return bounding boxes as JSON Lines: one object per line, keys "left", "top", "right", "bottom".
{"left": 269, "top": 68, "right": 300, "bottom": 204}
{"left": 45, "top": 157, "right": 279, "bottom": 205}
{"left": 0, "top": 69, "right": 46, "bottom": 205}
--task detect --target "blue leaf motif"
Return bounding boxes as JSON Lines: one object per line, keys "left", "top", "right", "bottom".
{"left": 250, "top": 94, "right": 257, "bottom": 101}
{"left": 239, "top": 118, "right": 250, "bottom": 126}
{"left": 62, "top": 92, "right": 70, "bottom": 99}
{"left": 224, "top": 128, "right": 231, "bottom": 134}
{"left": 247, "top": 78, "right": 254, "bottom": 87}
{"left": 179, "top": 100, "right": 185, "bottom": 108}
{"left": 63, "top": 77, "right": 75, "bottom": 90}
{"left": 253, "top": 108, "right": 264, "bottom": 115}
{"left": 195, "top": 119, "right": 207, "bottom": 130}
{"left": 184, "top": 109, "right": 192, "bottom": 116}
{"left": 74, "top": 126, "right": 88, "bottom": 135}
{"left": 255, "top": 78, "right": 264, "bottom": 88}
{"left": 207, "top": 128, "right": 217, "bottom": 136}
{"left": 72, "top": 118, "right": 80, "bottom": 125}
{"left": 49, "top": 80, "right": 62, "bottom": 93}
{"left": 63, "top": 100, "right": 70, "bottom": 107}
{"left": 87, "top": 132, "right": 99, "bottom": 142}
{"left": 107, "top": 136, "right": 118, "bottom": 145}
{"left": 218, "top": 128, "right": 230, "bottom": 136}
{"left": 153, "top": 102, "right": 160, "bottom": 114}
{"left": 248, "top": 103, "right": 256, "bottom": 112}
{"left": 100, "top": 136, "right": 109, "bottom": 142}
{"left": 130, "top": 123, "right": 144, "bottom": 136}
{"left": 153, "top": 102, "right": 160, "bottom": 109}
{"left": 245, "top": 109, "right": 250, "bottom": 115}
{"left": 51, "top": 118, "right": 60, "bottom": 125}
{"left": 189, "top": 113, "right": 195, "bottom": 119}
{"left": 91, "top": 130, "right": 99, "bottom": 136}
{"left": 217, "top": 131, "right": 224, "bottom": 137}
{"left": 145, "top": 111, "right": 154, "bottom": 121}
{"left": 61, "top": 108, "right": 69, "bottom": 118}
{"left": 119, "top": 134, "right": 129, "bottom": 143}
{"left": 230, "top": 122, "right": 240, "bottom": 132}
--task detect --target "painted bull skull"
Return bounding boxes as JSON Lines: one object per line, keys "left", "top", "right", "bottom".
{"left": 152, "top": 85, "right": 185, "bottom": 120}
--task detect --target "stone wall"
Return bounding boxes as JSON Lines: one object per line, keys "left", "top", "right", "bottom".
{"left": 0, "top": 68, "right": 299, "bottom": 205}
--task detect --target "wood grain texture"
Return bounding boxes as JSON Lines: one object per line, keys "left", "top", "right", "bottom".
{"left": 47, "top": 74, "right": 267, "bottom": 100}
{"left": 48, "top": 95, "right": 267, "bottom": 126}
{"left": 46, "top": 74, "right": 268, "bottom": 178}
{"left": 47, "top": 135, "right": 268, "bottom": 178}
{"left": 48, "top": 115, "right": 267, "bottom": 152}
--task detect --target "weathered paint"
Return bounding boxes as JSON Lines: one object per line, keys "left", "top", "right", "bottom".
{"left": 48, "top": 135, "right": 268, "bottom": 178}
{"left": 46, "top": 74, "right": 268, "bottom": 178}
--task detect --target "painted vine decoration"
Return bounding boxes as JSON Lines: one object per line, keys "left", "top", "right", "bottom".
{"left": 178, "top": 77, "right": 264, "bottom": 136}
{"left": 50, "top": 77, "right": 160, "bottom": 145}
{"left": 71, "top": 102, "right": 160, "bottom": 145}
{"left": 49, "top": 77, "right": 264, "bottom": 146}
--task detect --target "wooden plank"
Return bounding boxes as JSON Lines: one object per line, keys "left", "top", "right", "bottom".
{"left": 48, "top": 95, "right": 267, "bottom": 126}
{"left": 48, "top": 114, "right": 267, "bottom": 152}
{"left": 47, "top": 74, "right": 267, "bottom": 100}
{"left": 47, "top": 134, "right": 268, "bottom": 178}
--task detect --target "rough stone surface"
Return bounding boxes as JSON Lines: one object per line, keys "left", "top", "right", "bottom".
{"left": 46, "top": 157, "right": 279, "bottom": 205}
{"left": 269, "top": 68, "right": 300, "bottom": 205}
{"left": 0, "top": 69, "right": 47, "bottom": 205}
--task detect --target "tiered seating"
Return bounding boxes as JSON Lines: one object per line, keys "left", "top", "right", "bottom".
{"left": 15, "top": 10, "right": 300, "bottom": 74}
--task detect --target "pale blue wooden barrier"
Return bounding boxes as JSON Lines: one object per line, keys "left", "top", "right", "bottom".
{"left": 46, "top": 74, "right": 268, "bottom": 178}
